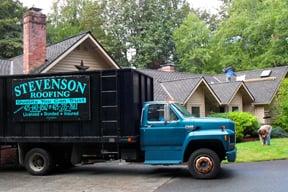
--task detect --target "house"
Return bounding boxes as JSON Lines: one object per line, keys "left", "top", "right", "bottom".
{"left": 0, "top": 8, "right": 287, "bottom": 125}
{"left": 140, "top": 66, "right": 288, "bottom": 124}
{"left": 0, "top": 8, "right": 120, "bottom": 76}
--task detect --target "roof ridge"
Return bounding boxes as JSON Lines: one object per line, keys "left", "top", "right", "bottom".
{"left": 214, "top": 65, "right": 288, "bottom": 77}
{"left": 139, "top": 68, "right": 199, "bottom": 76}
{"left": 0, "top": 59, "right": 10, "bottom": 62}
{"left": 47, "top": 31, "right": 89, "bottom": 47}
{"left": 8, "top": 31, "right": 90, "bottom": 61}
{"left": 159, "top": 76, "right": 203, "bottom": 83}
{"left": 210, "top": 81, "right": 242, "bottom": 85}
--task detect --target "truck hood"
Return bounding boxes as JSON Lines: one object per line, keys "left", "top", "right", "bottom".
{"left": 183, "top": 117, "right": 235, "bottom": 132}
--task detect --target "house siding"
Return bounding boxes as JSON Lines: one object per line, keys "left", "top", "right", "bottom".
{"left": 254, "top": 105, "right": 265, "bottom": 124}
{"left": 185, "top": 86, "right": 205, "bottom": 117}
{"left": 48, "top": 43, "right": 114, "bottom": 73}
{"left": 228, "top": 92, "right": 243, "bottom": 112}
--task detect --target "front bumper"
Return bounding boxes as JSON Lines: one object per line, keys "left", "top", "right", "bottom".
{"left": 226, "top": 148, "right": 237, "bottom": 162}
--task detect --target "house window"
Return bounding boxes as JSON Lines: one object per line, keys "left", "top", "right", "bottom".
{"left": 232, "top": 106, "right": 239, "bottom": 112}
{"left": 220, "top": 106, "right": 225, "bottom": 113}
{"left": 191, "top": 106, "right": 200, "bottom": 117}
{"left": 147, "top": 104, "right": 164, "bottom": 121}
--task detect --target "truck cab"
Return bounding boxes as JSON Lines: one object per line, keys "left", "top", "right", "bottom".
{"left": 140, "top": 101, "right": 236, "bottom": 179}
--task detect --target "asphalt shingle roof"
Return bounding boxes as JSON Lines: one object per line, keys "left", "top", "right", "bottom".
{"left": 9, "top": 32, "right": 88, "bottom": 75}
{"left": 210, "top": 81, "right": 242, "bottom": 104}
{"left": 140, "top": 69, "right": 201, "bottom": 101}
{"left": 0, "top": 59, "right": 11, "bottom": 75}
{"left": 161, "top": 77, "right": 202, "bottom": 103}
{"left": 210, "top": 66, "right": 288, "bottom": 104}
{"left": 141, "top": 66, "right": 287, "bottom": 105}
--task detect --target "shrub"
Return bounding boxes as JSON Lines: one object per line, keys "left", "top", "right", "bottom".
{"left": 209, "top": 112, "right": 260, "bottom": 142}
{"left": 271, "top": 127, "right": 288, "bottom": 138}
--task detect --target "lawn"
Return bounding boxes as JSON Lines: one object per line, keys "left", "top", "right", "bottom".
{"left": 236, "top": 138, "right": 288, "bottom": 163}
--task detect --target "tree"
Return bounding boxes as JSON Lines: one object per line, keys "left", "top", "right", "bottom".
{"left": 47, "top": 0, "right": 106, "bottom": 44}
{"left": 0, "top": 0, "right": 25, "bottom": 59}
{"left": 173, "top": 13, "right": 214, "bottom": 73}
{"left": 48, "top": 0, "right": 189, "bottom": 68}
{"left": 210, "top": 0, "right": 288, "bottom": 72}
{"left": 128, "top": 0, "right": 190, "bottom": 69}
{"left": 273, "top": 79, "right": 288, "bottom": 132}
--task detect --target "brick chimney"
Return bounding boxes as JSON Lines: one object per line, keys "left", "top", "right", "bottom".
{"left": 158, "top": 64, "right": 176, "bottom": 72}
{"left": 23, "top": 8, "right": 46, "bottom": 74}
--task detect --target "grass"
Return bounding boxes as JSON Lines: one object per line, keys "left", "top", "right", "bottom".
{"left": 236, "top": 138, "right": 288, "bottom": 163}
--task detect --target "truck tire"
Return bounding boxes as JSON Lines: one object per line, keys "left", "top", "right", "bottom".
{"left": 24, "top": 148, "right": 53, "bottom": 176}
{"left": 188, "top": 148, "right": 220, "bottom": 179}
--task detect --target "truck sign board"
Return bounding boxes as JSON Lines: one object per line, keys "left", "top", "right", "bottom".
{"left": 11, "top": 75, "right": 90, "bottom": 121}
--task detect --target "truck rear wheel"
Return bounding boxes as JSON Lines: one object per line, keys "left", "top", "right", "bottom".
{"left": 188, "top": 148, "right": 220, "bottom": 179}
{"left": 24, "top": 148, "right": 53, "bottom": 176}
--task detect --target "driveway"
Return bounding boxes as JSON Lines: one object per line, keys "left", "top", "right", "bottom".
{"left": 0, "top": 160, "right": 287, "bottom": 192}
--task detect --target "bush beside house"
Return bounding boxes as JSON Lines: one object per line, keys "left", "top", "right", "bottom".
{"left": 210, "top": 112, "right": 260, "bottom": 142}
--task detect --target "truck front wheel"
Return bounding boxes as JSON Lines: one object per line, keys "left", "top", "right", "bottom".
{"left": 188, "top": 148, "right": 220, "bottom": 179}
{"left": 24, "top": 148, "right": 53, "bottom": 176}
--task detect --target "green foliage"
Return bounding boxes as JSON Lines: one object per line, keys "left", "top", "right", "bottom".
{"left": 173, "top": 13, "right": 214, "bottom": 73}
{"left": 273, "top": 79, "right": 288, "bottom": 132}
{"left": 210, "top": 112, "right": 259, "bottom": 141}
{"left": 174, "top": 0, "right": 288, "bottom": 73}
{"left": 47, "top": 0, "right": 106, "bottom": 44}
{"left": 128, "top": 0, "right": 189, "bottom": 69}
{"left": 48, "top": 0, "right": 189, "bottom": 68}
{"left": 0, "top": 0, "right": 25, "bottom": 59}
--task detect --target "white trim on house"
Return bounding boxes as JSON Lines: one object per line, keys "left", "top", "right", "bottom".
{"left": 10, "top": 60, "right": 13, "bottom": 75}
{"left": 41, "top": 34, "right": 120, "bottom": 73}
{"left": 160, "top": 83, "right": 175, "bottom": 101}
{"left": 226, "top": 82, "right": 254, "bottom": 104}
{"left": 86, "top": 34, "right": 120, "bottom": 69}
{"left": 183, "top": 78, "right": 221, "bottom": 105}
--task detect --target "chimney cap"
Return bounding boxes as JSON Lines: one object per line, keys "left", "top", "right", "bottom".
{"left": 28, "top": 7, "right": 42, "bottom": 12}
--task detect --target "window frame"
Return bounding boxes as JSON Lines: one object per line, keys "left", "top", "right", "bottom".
{"left": 231, "top": 106, "right": 239, "bottom": 112}
{"left": 191, "top": 105, "right": 200, "bottom": 117}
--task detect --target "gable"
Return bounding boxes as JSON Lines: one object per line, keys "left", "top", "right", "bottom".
{"left": 47, "top": 39, "right": 115, "bottom": 73}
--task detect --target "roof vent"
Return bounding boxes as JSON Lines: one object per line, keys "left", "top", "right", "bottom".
{"left": 236, "top": 75, "right": 246, "bottom": 81}
{"left": 260, "top": 70, "right": 272, "bottom": 78}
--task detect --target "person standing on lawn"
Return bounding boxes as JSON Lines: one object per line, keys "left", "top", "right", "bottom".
{"left": 258, "top": 125, "right": 272, "bottom": 145}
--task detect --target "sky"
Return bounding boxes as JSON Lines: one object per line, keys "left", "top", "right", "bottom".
{"left": 19, "top": 0, "right": 223, "bottom": 14}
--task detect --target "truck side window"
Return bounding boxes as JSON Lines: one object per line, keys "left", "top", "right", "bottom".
{"left": 147, "top": 104, "right": 164, "bottom": 122}
{"left": 169, "top": 108, "right": 178, "bottom": 121}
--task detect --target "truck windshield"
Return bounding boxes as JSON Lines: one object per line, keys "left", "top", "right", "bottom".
{"left": 173, "top": 103, "right": 192, "bottom": 118}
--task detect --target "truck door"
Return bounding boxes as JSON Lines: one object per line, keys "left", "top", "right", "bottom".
{"left": 140, "top": 104, "right": 187, "bottom": 164}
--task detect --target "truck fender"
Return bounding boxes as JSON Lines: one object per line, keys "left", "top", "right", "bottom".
{"left": 182, "top": 137, "right": 225, "bottom": 162}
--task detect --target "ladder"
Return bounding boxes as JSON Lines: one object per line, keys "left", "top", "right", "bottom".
{"left": 100, "top": 71, "right": 120, "bottom": 158}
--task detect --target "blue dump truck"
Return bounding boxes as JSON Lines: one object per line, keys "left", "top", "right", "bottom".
{"left": 0, "top": 69, "right": 236, "bottom": 179}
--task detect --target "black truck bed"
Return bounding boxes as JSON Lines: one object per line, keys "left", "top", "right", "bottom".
{"left": 0, "top": 69, "right": 153, "bottom": 144}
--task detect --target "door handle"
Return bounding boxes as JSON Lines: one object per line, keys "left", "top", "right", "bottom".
{"left": 185, "top": 125, "right": 199, "bottom": 132}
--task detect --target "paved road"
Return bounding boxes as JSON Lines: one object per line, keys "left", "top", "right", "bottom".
{"left": 155, "top": 160, "right": 288, "bottom": 192}
{"left": 0, "top": 160, "right": 287, "bottom": 192}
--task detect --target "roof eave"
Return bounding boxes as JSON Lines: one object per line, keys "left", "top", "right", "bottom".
{"left": 183, "top": 78, "right": 222, "bottom": 105}
{"left": 39, "top": 33, "right": 120, "bottom": 73}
